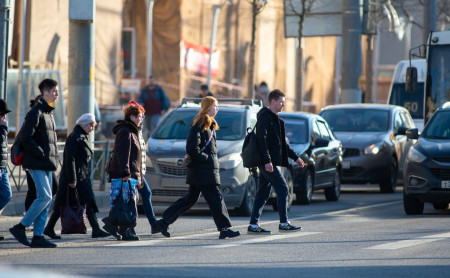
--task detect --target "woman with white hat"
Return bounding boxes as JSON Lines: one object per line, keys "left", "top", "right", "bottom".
{"left": 44, "top": 113, "right": 110, "bottom": 239}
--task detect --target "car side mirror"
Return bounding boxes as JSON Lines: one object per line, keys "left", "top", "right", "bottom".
{"left": 406, "top": 128, "right": 419, "bottom": 140}
{"left": 405, "top": 67, "right": 417, "bottom": 92}
{"left": 314, "top": 137, "right": 329, "bottom": 148}
{"left": 396, "top": 126, "right": 408, "bottom": 136}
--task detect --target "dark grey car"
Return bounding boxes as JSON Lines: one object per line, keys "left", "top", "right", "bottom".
{"left": 319, "top": 104, "right": 415, "bottom": 193}
{"left": 403, "top": 103, "right": 450, "bottom": 214}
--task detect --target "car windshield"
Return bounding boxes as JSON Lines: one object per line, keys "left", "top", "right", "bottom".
{"left": 321, "top": 109, "right": 389, "bottom": 132}
{"left": 421, "top": 111, "right": 450, "bottom": 139}
{"left": 152, "top": 110, "right": 245, "bottom": 140}
{"left": 282, "top": 118, "right": 308, "bottom": 144}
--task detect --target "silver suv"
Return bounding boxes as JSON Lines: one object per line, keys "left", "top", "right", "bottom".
{"left": 146, "top": 98, "right": 268, "bottom": 216}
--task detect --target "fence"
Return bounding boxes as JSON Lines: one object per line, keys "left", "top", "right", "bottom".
{"left": 7, "top": 141, "right": 114, "bottom": 192}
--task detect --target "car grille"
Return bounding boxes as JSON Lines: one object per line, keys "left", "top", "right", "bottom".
{"left": 429, "top": 168, "right": 450, "bottom": 180}
{"left": 157, "top": 161, "right": 187, "bottom": 176}
{"left": 432, "top": 157, "right": 450, "bottom": 163}
{"left": 153, "top": 189, "right": 188, "bottom": 197}
{"left": 343, "top": 148, "right": 360, "bottom": 157}
{"left": 343, "top": 167, "right": 363, "bottom": 177}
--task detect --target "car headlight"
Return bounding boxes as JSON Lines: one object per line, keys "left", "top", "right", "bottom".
{"left": 407, "top": 147, "right": 426, "bottom": 163}
{"left": 219, "top": 153, "right": 242, "bottom": 169}
{"left": 364, "top": 142, "right": 384, "bottom": 155}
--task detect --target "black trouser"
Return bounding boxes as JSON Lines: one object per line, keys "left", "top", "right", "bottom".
{"left": 162, "top": 184, "right": 232, "bottom": 231}
{"left": 45, "top": 203, "right": 101, "bottom": 232}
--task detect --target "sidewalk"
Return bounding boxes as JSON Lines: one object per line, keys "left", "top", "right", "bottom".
{"left": 0, "top": 180, "right": 111, "bottom": 217}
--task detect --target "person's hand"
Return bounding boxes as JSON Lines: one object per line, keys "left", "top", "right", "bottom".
{"left": 122, "top": 176, "right": 130, "bottom": 182}
{"left": 160, "top": 110, "right": 165, "bottom": 115}
{"left": 265, "top": 162, "right": 274, "bottom": 173}
{"left": 0, "top": 116, "right": 7, "bottom": 127}
{"left": 295, "top": 158, "right": 305, "bottom": 168}
{"left": 68, "top": 183, "right": 76, "bottom": 188}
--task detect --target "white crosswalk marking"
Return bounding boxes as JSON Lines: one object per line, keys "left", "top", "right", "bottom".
{"left": 366, "top": 232, "right": 450, "bottom": 250}
{"left": 203, "top": 232, "right": 321, "bottom": 249}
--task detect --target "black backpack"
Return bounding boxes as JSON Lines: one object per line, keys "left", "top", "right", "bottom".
{"left": 240, "top": 126, "right": 263, "bottom": 168}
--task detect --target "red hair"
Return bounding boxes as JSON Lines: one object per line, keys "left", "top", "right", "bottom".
{"left": 124, "top": 101, "right": 145, "bottom": 119}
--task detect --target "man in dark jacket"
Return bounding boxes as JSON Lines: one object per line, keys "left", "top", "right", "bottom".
{"left": 138, "top": 75, "right": 169, "bottom": 138}
{"left": 0, "top": 99, "right": 12, "bottom": 241}
{"left": 248, "top": 89, "right": 305, "bottom": 234}
{"left": 9, "top": 78, "right": 59, "bottom": 248}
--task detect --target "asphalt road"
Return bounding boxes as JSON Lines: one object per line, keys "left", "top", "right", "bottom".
{"left": 1, "top": 184, "right": 450, "bottom": 278}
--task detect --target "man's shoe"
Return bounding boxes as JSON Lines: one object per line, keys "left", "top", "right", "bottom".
{"left": 121, "top": 229, "right": 139, "bottom": 241}
{"left": 152, "top": 219, "right": 171, "bottom": 238}
{"left": 219, "top": 229, "right": 241, "bottom": 239}
{"left": 0, "top": 235, "right": 4, "bottom": 241}
{"left": 101, "top": 217, "right": 121, "bottom": 240}
{"left": 247, "top": 225, "right": 271, "bottom": 235}
{"left": 30, "top": 237, "right": 57, "bottom": 248}
{"left": 92, "top": 229, "right": 110, "bottom": 238}
{"left": 43, "top": 228, "right": 62, "bottom": 240}
{"left": 279, "top": 223, "right": 302, "bottom": 232}
{"left": 9, "top": 224, "right": 30, "bottom": 246}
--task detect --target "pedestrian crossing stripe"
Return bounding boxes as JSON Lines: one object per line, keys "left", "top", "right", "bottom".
{"left": 366, "top": 232, "right": 450, "bottom": 250}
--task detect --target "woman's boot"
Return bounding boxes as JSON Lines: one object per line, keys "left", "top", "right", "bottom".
{"left": 43, "top": 211, "right": 62, "bottom": 239}
{"left": 86, "top": 207, "right": 110, "bottom": 238}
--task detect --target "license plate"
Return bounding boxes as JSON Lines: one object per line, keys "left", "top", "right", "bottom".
{"left": 441, "top": 180, "right": 450, "bottom": 189}
{"left": 342, "top": 160, "right": 351, "bottom": 169}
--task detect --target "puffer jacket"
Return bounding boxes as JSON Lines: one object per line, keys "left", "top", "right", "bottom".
{"left": 256, "top": 106, "right": 299, "bottom": 167}
{"left": 108, "top": 119, "right": 143, "bottom": 187}
{"left": 20, "top": 99, "right": 58, "bottom": 171}
{"left": 186, "top": 121, "right": 220, "bottom": 187}
{"left": 0, "top": 124, "right": 8, "bottom": 168}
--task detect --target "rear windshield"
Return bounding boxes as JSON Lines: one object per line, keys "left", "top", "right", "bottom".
{"left": 422, "top": 111, "right": 450, "bottom": 139}
{"left": 152, "top": 110, "right": 245, "bottom": 140}
{"left": 282, "top": 117, "right": 308, "bottom": 144}
{"left": 321, "top": 109, "right": 389, "bottom": 132}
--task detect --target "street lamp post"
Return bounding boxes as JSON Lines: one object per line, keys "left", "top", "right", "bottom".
{"left": 206, "top": 5, "right": 221, "bottom": 89}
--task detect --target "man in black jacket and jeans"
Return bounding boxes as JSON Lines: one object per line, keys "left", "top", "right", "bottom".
{"left": 248, "top": 89, "right": 305, "bottom": 234}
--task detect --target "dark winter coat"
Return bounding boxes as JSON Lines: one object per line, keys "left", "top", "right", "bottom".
{"left": 53, "top": 125, "right": 98, "bottom": 212}
{"left": 20, "top": 99, "right": 58, "bottom": 171}
{"left": 0, "top": 124, "right": 8, "bottom": 168}
{"left": 256, "top": 106, "right": 299, "bottom": 167}
{"left": 186, "top": 121, "right": 220, "bottom": 186}
{"left": 108, "top": 119, "right": 143, "bottom": 187}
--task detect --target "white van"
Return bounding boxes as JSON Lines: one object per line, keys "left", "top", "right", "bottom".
{"left": 387, "top": 59, "right": 426, "bottom": 131}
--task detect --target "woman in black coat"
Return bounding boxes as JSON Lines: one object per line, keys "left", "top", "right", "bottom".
{"left": 44, "top": 113, "right": 109, "bottom": 239}
{"left": 153, "top": 96, "right": 240, "bottom": 239}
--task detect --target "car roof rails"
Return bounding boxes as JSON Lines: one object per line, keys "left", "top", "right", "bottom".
{"left": 180, "top": 98, "right": 263, "bottom": 108}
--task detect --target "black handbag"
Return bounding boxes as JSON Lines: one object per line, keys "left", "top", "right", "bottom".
{"left": 241, "top": 126, "right": 264, "bottom": 168}
{"left": 59, "top": 188, "right": 87, "bottom": 234}
{"left": 108, "top": 181, "right": 137, "bottom": 228}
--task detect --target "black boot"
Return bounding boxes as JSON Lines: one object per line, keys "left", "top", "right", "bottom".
{"left": 44, "top": 211, "right": 61, "bottom": 240}
{"left": 102, "top": 217, "right": 121, "bottom": 240}
{"left": 219, "top": 228, "right": 241, "bottom": 239}
{"left": 120, "top": 227, "right": 139, "bottom": 241}
{"left": 152, "top": 219, "right": 171, "bottom": 238}
{"left": 86, "top": 208, "right": 110, "bottom": 238}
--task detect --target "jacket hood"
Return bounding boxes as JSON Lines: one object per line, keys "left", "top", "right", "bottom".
{"left": 257, "top": 106, "right": 277, "bottom": 119}
{"left": 112, "top": 119, "right": 140, "bottom": 135}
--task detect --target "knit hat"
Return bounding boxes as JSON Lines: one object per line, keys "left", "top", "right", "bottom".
{"left": 76, "top": 113, "right": 97, "bottom": 126}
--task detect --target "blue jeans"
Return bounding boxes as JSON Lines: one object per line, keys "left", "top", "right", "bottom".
{"left": 138, "top": 177, "right": 157, "bottom": 226}
{"left": 143, "top": 114, "right": 161, "bottom": 138}
{"left": 250, "top": 166, "right": 289, "bottom": 225}
{"left": 0, "top": 168, "right": 12, "bottom": 210}
{"left": 21, "top": 170, "right": 53, "bottom": 236}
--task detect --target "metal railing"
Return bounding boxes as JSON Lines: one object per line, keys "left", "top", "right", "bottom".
{"left": 7, "top": 141, "right": 114, "bottom": 192}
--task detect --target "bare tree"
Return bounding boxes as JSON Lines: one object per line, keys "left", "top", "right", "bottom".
{"left": 247, "top": 0, "right": 267, "bottom": 98}
{"left": 286, "top": 0, "right": 314, "bottom": 111}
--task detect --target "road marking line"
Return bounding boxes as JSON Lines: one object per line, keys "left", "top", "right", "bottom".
{"left": 105, "top": 232, "right": 218, "bottom": 247}
{"left": 203, "top": 232, "right": 322, "bottom": 249}
{"left": 366, "top": 232, "right": 450, "bottom": 250}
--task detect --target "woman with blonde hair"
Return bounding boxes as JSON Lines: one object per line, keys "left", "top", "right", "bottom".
{"left": 153, "top": 97, "right": 240, "bottom": 239}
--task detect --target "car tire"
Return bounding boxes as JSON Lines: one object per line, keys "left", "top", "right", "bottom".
{"left": 296, "top": 170, "right": 313, "bottom": 205}
{"left": 236, "top": 173, "right": 257, "bottom": 216}
{"left": 403, "top": 191, "right": 424, "bottom": 215}
{"left": 432, "top": 202, "right": 449, "bottom": 210}
{"left": 324, "top": 169, "right": 341, "bottom": 201}
{"left": 380, "top": 157, "right": 398, "bottom": 193}
{"left": 272, "top": 169, "right": 294, "bottom": 212}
